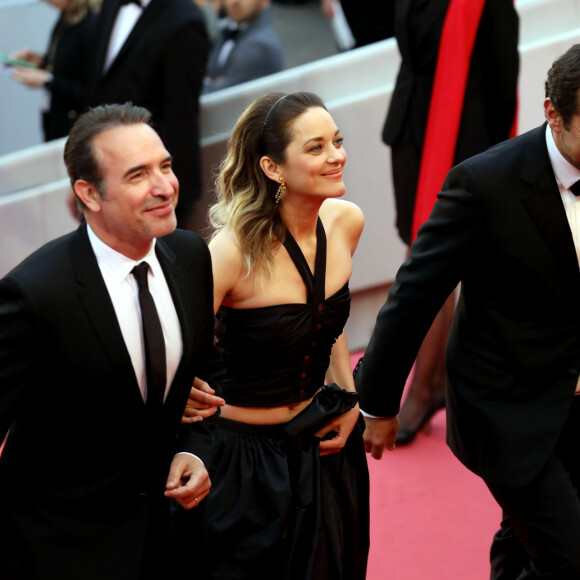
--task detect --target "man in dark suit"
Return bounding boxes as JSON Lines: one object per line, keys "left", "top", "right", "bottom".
{"left": 0, "top": 103, "right": 220, "bottom": 579}
{"left": 356, "top": 44, "right": 580, "bottom": 578}
{"left": 380, "top": 0, "right": 519, "bottom": 446}
{"left": 85, "top": 0, "right": 209, "bottom": 229}
{"left": 202, "top": 0, "right": 284, "bottom": 94}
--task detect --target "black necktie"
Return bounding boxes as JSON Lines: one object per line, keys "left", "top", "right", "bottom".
{"left": 132, "top": 262, "right": 166, "bottom": 407}
{"left": 571, "top": 181, "right": 580, "bottom": 196}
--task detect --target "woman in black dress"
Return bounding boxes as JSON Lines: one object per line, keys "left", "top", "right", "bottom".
{"left": 184, "top": 91, "right": 369, "bottom": 579}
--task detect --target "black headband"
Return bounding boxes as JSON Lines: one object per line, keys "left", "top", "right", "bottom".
{"left": 262, "top": 95, "right": 289, "bottom": 133}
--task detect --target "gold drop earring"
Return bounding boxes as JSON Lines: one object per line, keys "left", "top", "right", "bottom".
{"left": 275, "top": 176, "right": 286, "bottom": 204}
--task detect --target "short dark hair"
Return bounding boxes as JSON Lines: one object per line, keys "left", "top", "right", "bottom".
{"left": 64, "top": 102, "right": 153, "bottom": 196}
{"left": 545, "top": 44, "right": 580, "bottom": 129}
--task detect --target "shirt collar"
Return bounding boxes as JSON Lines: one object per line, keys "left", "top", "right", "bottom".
{"left": 86, "top": 223, "right": 161, "bottom": 285}
{"left": 545, "top": 123, "right": 580, "bottom": 190}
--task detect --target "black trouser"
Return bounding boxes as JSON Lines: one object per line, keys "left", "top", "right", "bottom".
{"left": 486, "top": 398, "right": 580, "bottom": 579}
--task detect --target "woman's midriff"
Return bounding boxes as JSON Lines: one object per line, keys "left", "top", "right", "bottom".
{"left": 220, "top": 389, "right": 321, "bottom": 425}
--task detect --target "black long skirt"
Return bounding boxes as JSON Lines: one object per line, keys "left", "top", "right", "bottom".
{"left": 192, "top": 413, "right": 370, "bottom": 580}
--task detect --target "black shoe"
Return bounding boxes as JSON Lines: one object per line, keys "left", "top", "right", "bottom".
{"left": 396, "top": 395, "right": 446, "bottom": 446}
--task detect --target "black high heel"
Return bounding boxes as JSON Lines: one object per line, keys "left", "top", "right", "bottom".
{"left": 396, "top": 395, "right": 446, "bottom": 446}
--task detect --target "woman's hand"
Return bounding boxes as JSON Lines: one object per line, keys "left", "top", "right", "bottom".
{"left": 316, "top": 404, "right": 359, "bottom": 456}
{"left": 182, "top": 376, "right": 225, "bottom": 423}
{"left": 11, "top": 67, "right": 51, "bottom": 89}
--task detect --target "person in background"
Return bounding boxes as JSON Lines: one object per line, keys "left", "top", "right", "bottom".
{"left": 320, "top": 0, "right": 393, "bottom": 50}
{"left": 8, "top": 0, "right": 100, "bottom": 141}
{"left": 179, "top": 91, "right": 369, "bottom": 579}
{"left": 0, "top": 103, "right": 220, "bottom": 579}
{"left": 380, "top": 0, "right": 519, "bottom": 445}
{"left": 202, "top": 0, "right": 284, "bottom": 94}
{"left": 357, "top": 44, "right": 580, "bottom": 579}
{"left": 84, "top": 0, "right": 209, "bottom": 230}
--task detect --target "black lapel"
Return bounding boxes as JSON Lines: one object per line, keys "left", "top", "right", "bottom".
{"left": 69, "top": 224, "right": 144, "bottom": 407}
{"left": 520, "top": 125, "right": 580, "bottom": 303}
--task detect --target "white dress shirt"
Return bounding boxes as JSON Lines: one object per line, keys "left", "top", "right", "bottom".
{"left": 87, "top": 225, "right": 183, "bottom": 402}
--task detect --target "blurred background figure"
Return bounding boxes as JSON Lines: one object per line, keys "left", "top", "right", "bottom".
{"left": 7, "top": 0, "right": 100, "bottom": 142}
{"left": 320, "top": 0, "right": 393, "bottom": 51}
{"left": 84, "top": 0, "right": 209, "bottom": 230}
{"left": 202, "top": 0, "right": 284, "bottom": 94}
{"left": 381, "top": 0, "right": 519, "bottom": 445}
{"left": 195, "top": 0, "right": 227, "bottom": 41}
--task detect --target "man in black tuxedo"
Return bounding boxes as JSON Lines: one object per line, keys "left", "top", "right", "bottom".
{"left": 0, "top": 103, "right": 220, "bottom": 579}
{"left": 85, "top": 0, "right": 209, "bottom": 229}
{"left": 356, "top": 44, "right": 580, "bottom": 578}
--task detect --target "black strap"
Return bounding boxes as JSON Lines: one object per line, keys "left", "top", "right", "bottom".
{"left": 282, "top": 217, "right": 326, "bottom": 306}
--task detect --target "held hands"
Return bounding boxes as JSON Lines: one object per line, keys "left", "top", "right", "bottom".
{"left": 181, "top": 376, "right": 225, "bottom": 423}
{"left": 363, "top": 416, "right": 399, "bottom": 459}
{"left": 164, "top": 453, "right": 211, "bottom": 510}
{"left": 316, "top": 404, "right": 360, "bottom": 457}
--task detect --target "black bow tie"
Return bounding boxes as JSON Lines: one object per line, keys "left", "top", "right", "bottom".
{"left": 121, "top": 0, "right": 142, "bottom": 6}
{"left": 222, "top": 27, "right": 239, "bottom": 41}
{"left": 571, "top": 181, "right": 580, "bottom": 196}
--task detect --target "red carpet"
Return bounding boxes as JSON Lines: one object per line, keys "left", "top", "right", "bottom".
{"left": 351, "top": 352, "right": 501, "bottom": 580}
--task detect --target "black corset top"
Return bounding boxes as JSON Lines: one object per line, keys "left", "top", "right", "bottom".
{"left": 215, "top": 218, "right": 350, "bottom": 407}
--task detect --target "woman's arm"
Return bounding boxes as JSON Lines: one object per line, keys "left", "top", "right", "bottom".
{"left": 182, "top": 229, "right": 243, "bottom": 423}
{"left": 325, "top": 331, "right": 355, "bottom": 391}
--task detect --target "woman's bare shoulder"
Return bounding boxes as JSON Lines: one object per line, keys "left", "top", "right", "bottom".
{"left": 320, "top": 199, "right": 364, "bottom": 250}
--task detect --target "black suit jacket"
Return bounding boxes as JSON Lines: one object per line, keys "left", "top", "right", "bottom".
{"left": 357, "top": 124, "right": 580, "bottom": 488}
{"left": 0, "top": 225, "right": 220, "bottom": 579}
{"left": 86, "top": 0, "right": 210, "bottom": 226}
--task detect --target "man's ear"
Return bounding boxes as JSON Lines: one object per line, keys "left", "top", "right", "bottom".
{"left": 544, "top": 98, "right": 563, "bottom": 133}
{"left": 259, "top": 156, "right": 282, "bottom": 184}
{"left": 73, "top": 180, "right": 102, "bottom": 212}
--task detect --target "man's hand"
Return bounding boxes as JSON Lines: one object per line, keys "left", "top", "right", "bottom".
{"left": 181, "top": 376, "right": 225, "bottom": 423}
{"left": 164, "top": 453, "right": 211, "bottom": 510}
{"left": 363, "top": 416, "right": 399, "bottom": 459}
